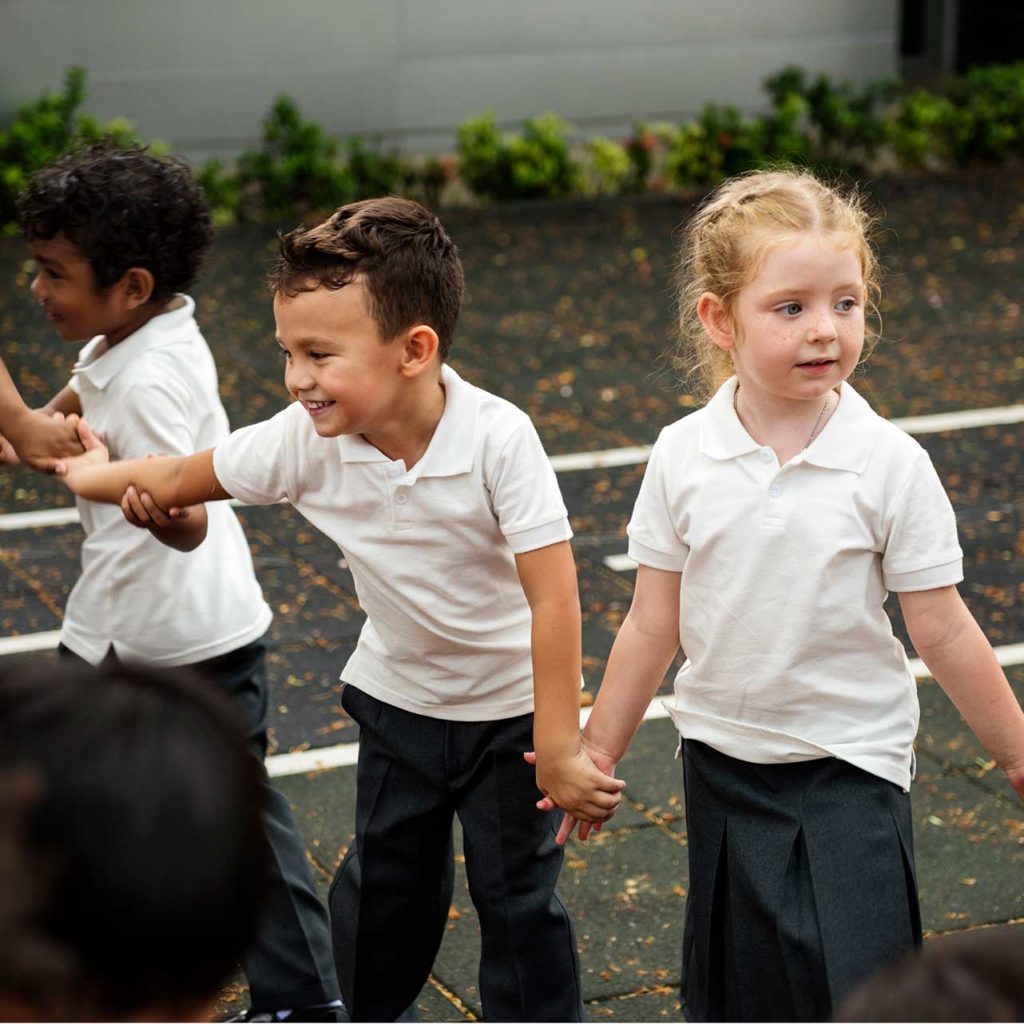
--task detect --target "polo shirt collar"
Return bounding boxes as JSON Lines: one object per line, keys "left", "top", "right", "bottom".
{"left": 700, "top": 375, "right": 877, "bottom": 474}
{"left": 335, "top": 363, "right": 477, "bottom": 478}
{"left": 71, "top": 295, "right": 195, "bottom": 390}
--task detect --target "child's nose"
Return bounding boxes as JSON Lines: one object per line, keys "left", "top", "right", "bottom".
{"left": 285, "top": 361, "right": 314, "bottom": 394}
{"left": 808, "top": 311, "right": 837, "bottom": 341}
{"left": 29, "top": 271, "right": 45, "bottom": 300}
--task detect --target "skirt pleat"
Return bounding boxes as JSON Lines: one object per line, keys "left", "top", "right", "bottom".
{"left": 680, "top": 740, "right": 921, "bottom": 1023}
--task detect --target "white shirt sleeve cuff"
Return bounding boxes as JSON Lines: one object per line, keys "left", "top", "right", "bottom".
{"left": 504, "top": 516, "right": 572, "bottom": 554}
{"left": 884, "top": 558, "right": 964, "bottom": 593}
{"left": 627, "top": 538, "right": 688, "bottom": 572}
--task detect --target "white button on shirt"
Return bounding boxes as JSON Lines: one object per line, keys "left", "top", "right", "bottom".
{"left": 628, "top": 376, "right": 963, "bottom": 791}
{"left": 215, "top": 364, "right": 572, "bottom": 721}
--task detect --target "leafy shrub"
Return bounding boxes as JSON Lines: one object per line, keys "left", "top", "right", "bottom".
{"left": 886, "top": 89, "right": 957, "bottom": 167}
{"left": 233, "top": 95, "right": 355, "bottom": 221}
{"left": 346, "top": 135, "right": 409, "bottom": 199}
{"left": 0, "top": 67, "right": 150, "bottom": 233}
{"left": 765, "top": 66, "right": 896, "bottom": 172}
{"left": 583, "top": 136, "right": 632, "bottom": 195}
{"left": 946, "top": 61, "right": 1024, "bottom": 162}
{"left": 457, "top": 111, "right": 579, "bottom": 201}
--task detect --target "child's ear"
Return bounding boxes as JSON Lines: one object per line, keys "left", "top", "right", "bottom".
{"left": 400, "top": 324, "right": 440, "bottom": 378}
{"left": 119, "top": 267, "right": 155, "bottom": 309}
{"left": 697, "top": 292, "right": 736, "bottom": 351}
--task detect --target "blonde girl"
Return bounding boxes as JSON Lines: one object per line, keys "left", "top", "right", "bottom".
{"left": 550, "top": 168, "right": 1024, "bottom": 1021}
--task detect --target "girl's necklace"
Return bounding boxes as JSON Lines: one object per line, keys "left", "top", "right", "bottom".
{"left": 733, "top": 385, "right": 832, "bottom": 450}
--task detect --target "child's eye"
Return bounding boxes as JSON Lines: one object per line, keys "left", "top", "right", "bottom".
{"left": 778, "top": 302, "right": 802, "bottom": 316}
{"left": 278, "top": 348, "right": 291, "bottom": 361}
{"left": 835, "top": 298, "right": 857, "bottom": 312}
{"left": 309, "top": 351, "right": 328, "bottom": 361}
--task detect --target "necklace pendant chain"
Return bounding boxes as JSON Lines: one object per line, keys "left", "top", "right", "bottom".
{"left": 732, "top": 384, "right": 833, "bottom": 450}
{"left": 805, "top": 392, "right": 831, "bottom": 449}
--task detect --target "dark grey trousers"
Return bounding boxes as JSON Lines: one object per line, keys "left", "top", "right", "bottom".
{"left": 329, "top": 684, "right": 585, "bottom": 1023}
{"left": 59, "top": 639, "right": 340, "bottom": 1011}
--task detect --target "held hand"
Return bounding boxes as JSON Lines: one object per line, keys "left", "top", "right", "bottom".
{"left": 121, "top": 484, "right": 190, "bottom": 530}
{"left": 524, "top": 739, "right": 624, "bottom": 844}
{"left": 526, "top": 736, "right": 621, "bottom": 845}
{"left": 0, "top": 432, "right": 19, "bottom": 466}
{"left": 5, "top": 410, "right": 84, "bottom": 473}
{"left": 53, "top": 418, "right": 109, "bottom": 477}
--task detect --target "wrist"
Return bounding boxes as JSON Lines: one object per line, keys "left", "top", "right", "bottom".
{"left": 3, "top": 403, "right": 34, "bottom": 445}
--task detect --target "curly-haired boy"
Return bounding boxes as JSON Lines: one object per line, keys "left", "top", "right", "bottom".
{"left": 15, "top": 143, "right": 344, "bottom": 1022}
{"left": 56, "top": 195, "right": 624, "bottom": 1022}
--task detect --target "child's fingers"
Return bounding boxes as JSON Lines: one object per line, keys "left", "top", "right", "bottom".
{"left": 139, "top": 492, "right": 173, "bottom": 528}
{"left": 535, "top": 794, "right": 557, "bottom": 812}
{"left": 76, "top": 418, "right": 105, "bottom": 452}
{"left": 555, "top": 814, "right": 579, "bottom": 847}
{"left": 121, "top": 490, "right": 144, "bottom": 527}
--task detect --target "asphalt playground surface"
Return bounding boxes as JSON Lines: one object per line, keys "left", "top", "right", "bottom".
{"left": 0, "top": 166, "right": 1022, "bottom": 1020}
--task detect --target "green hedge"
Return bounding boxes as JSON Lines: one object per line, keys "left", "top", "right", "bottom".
{"left": 3, "top": 61, "right": 1024, "bottom": 231}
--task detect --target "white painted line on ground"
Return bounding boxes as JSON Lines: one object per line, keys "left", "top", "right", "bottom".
{"left": 3, "top": 403, "right": 1021, "bottom": 533}
{"left": 604, "top": 553, "right": 638, "bottom": 572}
{"left": 0, "top": 507, "right": 81, "bottom": 531}
{"left": 266, "top": 646, "right": 1024, "bottom": 778}
{"left": 0, "top": 630, "right": 61, "bottom": 656}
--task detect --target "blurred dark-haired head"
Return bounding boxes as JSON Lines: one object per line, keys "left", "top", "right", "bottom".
{"left": 0, "top": 659, "right": 267, "bottom": 1021}
{"left": 18, "top": 142, "right": 214, "bottom": 304}
{"left": 835, "top": 927, "right": 1024, "bottom": 1022}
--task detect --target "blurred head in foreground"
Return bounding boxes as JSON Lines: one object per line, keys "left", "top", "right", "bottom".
{"left": 0, "top": 659, "right": 267, "bottom": 1021}
{"left": 835, "top": 926, "right": 1024, "bottom": 1022}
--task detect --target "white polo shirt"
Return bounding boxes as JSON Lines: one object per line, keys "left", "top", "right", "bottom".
{"left": 214, "top": 363, "right": 572, "bottom": 720}
{"left": 628, "top": 376, "right": 963, "bottom": 791}
{"left": 62, "top": 296, "right": 272, "bottom": 666}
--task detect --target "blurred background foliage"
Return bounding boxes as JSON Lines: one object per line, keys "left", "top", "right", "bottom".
{"left": 2, "top": 60, "right": 1024, "bottom": 231}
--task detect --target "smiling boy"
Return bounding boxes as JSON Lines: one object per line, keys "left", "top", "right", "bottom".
{"left": 58, "top": 196, "right": 624, "bottom": 1022}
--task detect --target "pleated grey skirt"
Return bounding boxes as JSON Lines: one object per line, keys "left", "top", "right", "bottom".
{"left": 680, "top": 740, "right": 921, "bottom": 1023}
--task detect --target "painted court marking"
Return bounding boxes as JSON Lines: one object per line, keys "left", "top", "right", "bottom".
{"left": 1, "top": 400, "right": 1020, "bottom": 780}
{"left": 266, "top": 641, "right": 1024, "bottom": 778}
{"left": 1, "top": 403, "right": 1021, "bottom": 533}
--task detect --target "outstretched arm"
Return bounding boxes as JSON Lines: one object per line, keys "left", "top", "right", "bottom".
{"left": 900, "top": 586, "right": 1024, "bottom": 800}
{"left": 517, "top": 540, "right": 625, "bottom": 824}
{"left": 0, "top": 364, "right": 83, "bottom": 471}
{"left": 59, "top": 421, "right": 232, "bottom": 507}
{"left": 549, "top": 563, "right": 682, "bottom": 844}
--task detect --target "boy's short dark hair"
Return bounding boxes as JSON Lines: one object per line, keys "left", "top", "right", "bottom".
{"left": 272, "top": 196, "right": 465, "bottom": 360}
{"left": 0, "top": 659, "right": 267, "bottom": 1019}
{"left": 18, "top": 142, "right": 214, "bottom": 304}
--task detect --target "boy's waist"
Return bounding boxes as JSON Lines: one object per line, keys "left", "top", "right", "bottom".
{"left": 341, "top": 642, "right": 537, "bottom": 722}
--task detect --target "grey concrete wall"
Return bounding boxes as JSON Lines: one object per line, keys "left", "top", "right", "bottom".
{"left": 0, "top": 0, "right": 899, "bottom": 161}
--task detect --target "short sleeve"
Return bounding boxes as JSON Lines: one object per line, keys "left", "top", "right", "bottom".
{"left": 113, "top": 380, "right": 195, "bottom": 462}
{"left": 488, "top": 419, "right": 572, "bottom": 554}
{"left": 213, "top": 405, "right": 297, "bottom": 506}
{"left": 882, "top": 450, "right": 963, "bottom": 592}
{"left": 627, "top": 434, "right": 689, "bottom": 572}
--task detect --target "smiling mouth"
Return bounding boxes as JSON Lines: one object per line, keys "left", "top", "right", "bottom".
{"left": 303, "top": 399, "right": 335, "bottom": 413}
{"left": 798, "top": 358, "right": 835, "bottom": 367}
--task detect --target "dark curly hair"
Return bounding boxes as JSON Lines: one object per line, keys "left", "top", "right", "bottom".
{"left": 272, "top": 196, "right": 465, "bottom": 361}
{"left": 18, "top": 142, "right": 214, "bottom": 304}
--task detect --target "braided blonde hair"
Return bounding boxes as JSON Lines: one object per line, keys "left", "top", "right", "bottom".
{"left": 674, "top": 167, "right": 881, "bottom": 402}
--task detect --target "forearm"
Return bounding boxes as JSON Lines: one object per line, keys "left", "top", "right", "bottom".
{"left": 64, "top": 448, "right": 229, "bottom": 508}
{"left": 531, "top": 592, "right": 584, "bottom": 760}
{"left": 585, "top": 609, "right": 680, "bottom": 763}
{"left": 918, "top": 610, "right": 1024, "bottom": 772}
{"left": 40, "top": 386, "right": 82, "bottom": 418}
{"left": 0, "top": 361, "right": 31, "bottom": 438}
